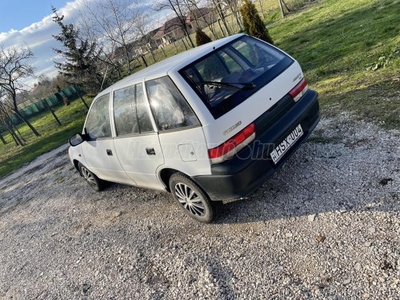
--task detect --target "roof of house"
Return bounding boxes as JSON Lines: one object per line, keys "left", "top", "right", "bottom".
{"left": 153, "top": 16, "right": 184, "bottom": 39}
{"left": 185, "top": 7, "right": 213, "bottom": 23}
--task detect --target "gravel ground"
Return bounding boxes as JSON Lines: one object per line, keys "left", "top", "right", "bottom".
{"left": 0, "top": 113, "right": 399, "bottom": 299}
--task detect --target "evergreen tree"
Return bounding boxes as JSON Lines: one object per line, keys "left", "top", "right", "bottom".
{"left": 240, "top": 0, "right": 274, "bottom": 44}
{"left": 52, "top": 7, "right": 104, "bottom": 94}
{"left": 196, "top": 28, "right": 212, "bottom": 46}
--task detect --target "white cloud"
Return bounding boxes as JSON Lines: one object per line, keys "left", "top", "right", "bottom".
{"left": 0, "top": 0, "right": 99, "bottom": 87}
{"left": 0, "top": 0, "right": 162, "bottom": 88}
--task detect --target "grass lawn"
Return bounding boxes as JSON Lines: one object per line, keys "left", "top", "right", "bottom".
{"left": 0, "top": 0, "right": 399, "bottom": 179}
{"left": 0, "top": 98, "right": 92, "bottom": 178}
{"left": 270, "top": 0, "right": 400, "bottom": 128}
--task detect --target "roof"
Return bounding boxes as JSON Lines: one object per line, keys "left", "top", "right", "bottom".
{"left": 185, "top": 7, "right": 212, "bottom": 23}
{"left": 153, "top": 17, "right": 184, "bottom": 39}
{"left": 97, "top": 34, "right": 245, "bottom": 97}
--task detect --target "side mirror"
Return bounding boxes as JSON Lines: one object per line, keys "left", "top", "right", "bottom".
{"left": 69, "top": 133, "right": 87, "bottom": 147}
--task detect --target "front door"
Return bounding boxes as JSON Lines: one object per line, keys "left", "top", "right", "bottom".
{"left": 81, "top": 93, "right": 133, "bottom": 185}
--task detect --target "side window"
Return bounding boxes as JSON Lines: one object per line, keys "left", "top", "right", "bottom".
{"left": 135, "top": 84, "right": 153, "bottom": 133}
{"left": 85, "top": 94, "right": 111, "bottom": 139}
{"left": 113, "top": 86, "right": 138, "bottom": 135}
{"left": 145, "top": 77, "right": 199, "bottom": 131}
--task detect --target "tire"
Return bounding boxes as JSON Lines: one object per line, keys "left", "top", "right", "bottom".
{"left": 78, "top": 162, "right": 105, "bottom": 191}
{"left": 169, "top": 173, "right": 215, "bottom": 223}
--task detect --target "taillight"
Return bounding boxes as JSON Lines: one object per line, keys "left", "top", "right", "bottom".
{"left": 289, "top": 77, "right": 308, "bottom": 102}
{"left": 208, "top": 123, "right": 256, "bottom": 164}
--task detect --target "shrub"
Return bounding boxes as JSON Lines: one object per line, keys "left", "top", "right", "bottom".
{"left": 240, "top": 0, "right": 274, "bottom": 44}
{"left": 196, "top": 28, "right": 212, "bottom": 46}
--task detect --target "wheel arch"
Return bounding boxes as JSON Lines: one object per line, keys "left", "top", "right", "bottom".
{"left": 159, "top": 168, "right": 179, "bottom": 193}
{"left": 158, "top": 168, "right": 209, "bottom": 196}
{"left": 73, "top": 159, "right": 81, "bottom": 174}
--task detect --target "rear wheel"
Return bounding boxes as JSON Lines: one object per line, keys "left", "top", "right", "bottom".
{"left": 169, "top": 173, "right": 214, "bottom": 223}
{"left": 78, "top": 162, "right": 105, "bottom": 191}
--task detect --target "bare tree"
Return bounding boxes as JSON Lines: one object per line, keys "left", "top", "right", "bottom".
{"left": 0, "top": 91, "right": 25, "bottom": 146}
{"left": 224, "top": 0, "right": 243, "bottom": 31}
{"left": 78, "top": 0, "right": 144, "bottom": 75}
{"left": 209, "top": 0, "right": 232, "bottom": 36}
{"left": 133, "top": 14, "right": 158, "bottom": 63}
{"left": 0, "top": 44, "right": 40, "bottom": 137}
{"left": 183, "top": 0, "right": 219, "bottom": 39}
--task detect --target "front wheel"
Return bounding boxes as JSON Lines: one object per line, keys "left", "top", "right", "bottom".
{"left": 169, "top": 173, "right": 215, "bottom": 223}
{"left": 78, "top": 162, "right": 105, "bottom": 191}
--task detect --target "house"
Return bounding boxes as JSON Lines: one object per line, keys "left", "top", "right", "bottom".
{"left": 152, "top": 16, "right": 189, "bottom": 48}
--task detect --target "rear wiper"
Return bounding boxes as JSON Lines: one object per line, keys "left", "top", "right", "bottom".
{"left": 197, "top": 81, "right": 255, "bottom": 90}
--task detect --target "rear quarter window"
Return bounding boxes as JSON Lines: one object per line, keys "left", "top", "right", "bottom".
{"left": 145, "top": 76, "right": 199, "bottom": 131}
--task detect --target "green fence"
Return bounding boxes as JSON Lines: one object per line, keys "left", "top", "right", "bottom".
{"left": 3, "top": 85, "right": 85, "bottom": 129}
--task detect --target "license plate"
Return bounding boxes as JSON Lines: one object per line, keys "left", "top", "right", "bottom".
{"left": 270, "top": 124, "right": 304, "bottom": 164}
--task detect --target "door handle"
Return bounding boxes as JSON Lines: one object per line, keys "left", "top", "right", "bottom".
{"left": 146, "top": 148, "right": 156, "bottom": 155}
{"left": 106, "top": 149, "right": 113, "bottom": 156}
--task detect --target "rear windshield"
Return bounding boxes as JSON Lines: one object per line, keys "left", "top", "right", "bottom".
{"left": 180, "top": 36, "right": 293, "bottom": 119}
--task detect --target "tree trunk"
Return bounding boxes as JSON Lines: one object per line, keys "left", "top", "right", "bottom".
{"left": 75, "top": 86, "right": 89, "bottom": 110}
{"left": 13, "top": 109, "right": 40, "bottom": 137}
{"left": 42, "top": 99, "right": 62, "bottom": 126}
{"left": 217, "top": 19, "right": 226, "bottom": 37}
{"left": 173, "top": 42, "right": 179, "bottom": 54}
{"left": 12, "top": 120, "right": 25, "bottom": 143}
{"left": 279, "top": 0, "right": 291, "bottom": 17}
{"left": 209, "top": 22, "right": 220, "bottom": 39}
{"left": 233, "top": 10, "right": 243, "bottom": 31}
{"left": 5, "top": 119, "right": 24, "bottom": 146}
{"left": 149, "top": 49, "right": 157, "bottom": 63}
{"left": 179, "top": 37, "right": 189, "bottom": 51}
{"left": 141, "top": 56, "right": 148, "bottom": 67}
{"left": 9, "top": 128, "right": 22, "bottom": 146}
{"left": 216, "top": 1, "right": 231, "bottom": 36}
{"left": 0, "top": 133, "right": 6, "bottom": 145}
{"left": 258, "top": 0, "right": 266, "bottom": 19}
{"left": 160, "top": 46, "right": 167, "bottom": 58}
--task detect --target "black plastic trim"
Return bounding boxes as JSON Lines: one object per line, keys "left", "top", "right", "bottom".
{"left": 193, "top": 89, "right": 320, "bottom": 200}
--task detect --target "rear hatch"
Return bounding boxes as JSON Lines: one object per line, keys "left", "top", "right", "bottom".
{"left": 180, "top": 35, "right": 308, "bottom": 163}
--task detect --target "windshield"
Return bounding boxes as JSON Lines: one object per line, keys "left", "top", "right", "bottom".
{"left": 180, "top": 36, "right": 293, "bottom": 118}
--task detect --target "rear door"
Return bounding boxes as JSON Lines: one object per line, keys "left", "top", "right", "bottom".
{"left": 81, "top": 93, "right": 133, "bottom": 184}
{"left": 145, "top": 76, "right": 210, "bottom": 178}
{"left": 112, "top": 83, "right": 165, "bottom": 190}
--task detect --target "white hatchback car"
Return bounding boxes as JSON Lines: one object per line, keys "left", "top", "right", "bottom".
{"left": 68, "top": 34, "right": 320, "bottom": 222}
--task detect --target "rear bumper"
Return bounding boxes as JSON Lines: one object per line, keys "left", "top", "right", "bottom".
{"left": 194, "top": 90, "right": 320, "bottom": 200}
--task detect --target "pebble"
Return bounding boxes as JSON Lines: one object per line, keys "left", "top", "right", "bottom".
{"left": 308, "top": 214, "right": 317, "bottom": 222}
{"left": 343, "top": 279, "right": 351, "bottom": 285}
{"left": 114, "top": 211, "right": 122, "bottom": 218}
{"left": 355, "top": 262, "right": 362, "bottom": 271}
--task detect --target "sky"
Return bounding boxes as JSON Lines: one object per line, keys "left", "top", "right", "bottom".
{"left": 0, "top": 0, "right": 165, "bottom": 88}
{"left": 0, "top": 1, "right": 85, "bottom": 85}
